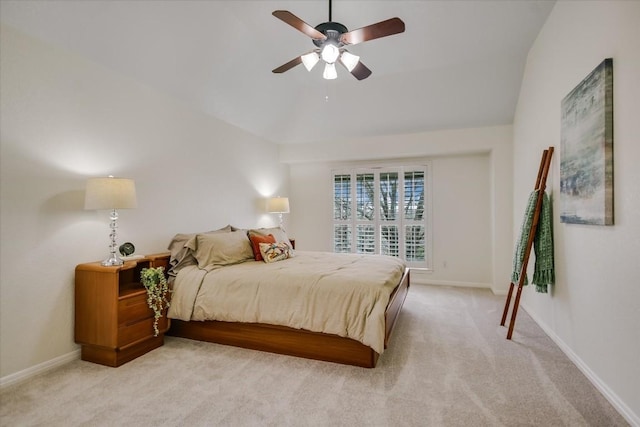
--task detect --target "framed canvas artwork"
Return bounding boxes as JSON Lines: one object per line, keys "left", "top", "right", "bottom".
{"left": 560, "top": 58, "right": 614, "bottom": 225}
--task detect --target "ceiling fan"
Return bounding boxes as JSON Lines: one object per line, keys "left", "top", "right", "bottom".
{"left": 272, "top": 0, "right": 405, "bottom": 80}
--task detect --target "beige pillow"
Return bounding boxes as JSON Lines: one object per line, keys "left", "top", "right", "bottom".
{"left": 183, "top": 225, "right": 234, "bottom": 252}
{"left": 248, "top": 227, "right": 292, "bottom": 249}
{"left": 167, "top": 225, "right": 232, "bottom": 275}
{"left": 194, "top": 230, "right": 254, "bottom": 268}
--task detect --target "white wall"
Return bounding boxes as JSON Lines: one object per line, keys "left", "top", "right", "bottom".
{"left": 0, "top": 25, "right": 287, "bottom": 381}
{"left": 513, "top": 2, "right": 640, "bottom": 424}
{"left": 282, "top": 125, "right": 512, "bottom": 291}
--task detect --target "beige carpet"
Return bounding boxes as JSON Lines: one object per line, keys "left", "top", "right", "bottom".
{"left": 0, "top": 284, "right": 628, "bottom": 426}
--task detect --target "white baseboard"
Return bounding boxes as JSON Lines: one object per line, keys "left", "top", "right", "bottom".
{"left": 521, "top": 303, "right": 639, "bottom": 427}
{"left": 412, "top": 276, "right": 492, "bottom": 290}
{"left": 0, "top": 349, "right": 81, "bottom": 389}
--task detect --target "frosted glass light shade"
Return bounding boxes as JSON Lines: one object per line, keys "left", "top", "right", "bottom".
{"left": 301, "top": 52, "right": 320, "bottom": 71}
{"left": 266, "top": 197, "right": 290, "bottom": 213}
{"left": 85, "top": 177, "right": 137, "bottom": 210}
{"left": 320, "top": 44, "right": 340, "bottom": 63}
{"left": 323, "top": 63, "right": 338, "bottom": 80}
{"left": 340, "top": 51, "right": 360, "bottom": 72}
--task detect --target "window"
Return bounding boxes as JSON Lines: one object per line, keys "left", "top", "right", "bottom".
{"left": 332, "top": 166, "right": 430, "bottom": 268}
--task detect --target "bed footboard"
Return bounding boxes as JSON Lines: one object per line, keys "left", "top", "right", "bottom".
{"left": 169, "top": 319, "right": 379, "bottom": 368}
{"left": 168, "top": 267, "right": 410, "bottom": 368}
{"left": 384, "top": 267, "right": 410, "bottom": 348}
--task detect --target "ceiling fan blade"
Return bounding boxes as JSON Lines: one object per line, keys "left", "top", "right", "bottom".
{"left": 349, "top": 61, "right": 372, "bottom": 80}
{"left": 340, "top": 17, "right": 405, "bottom": 46}
{"left": 272, "top": 56, "right": 303, "bottom": 74}
{"left": 273, "top": 10, "right": 326, "bottom": 40}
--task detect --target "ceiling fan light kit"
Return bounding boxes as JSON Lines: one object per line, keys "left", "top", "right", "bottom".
{"left": 320, "top": 43, "right": 340, "bottom": 63}
{"left": 340, "top": 51, "right": 360, "bottom": 72}
{"left": 301, "top": 52, "right": 320, "bottom": 71}
{"left": 323, "top": 62, "right": 338, "bottom": 80}
{"left": 272, "top": 0, "right": 405, "bottom": 81}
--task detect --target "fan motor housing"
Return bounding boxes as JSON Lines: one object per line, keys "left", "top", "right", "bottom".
{"left": 313, "top": 21, "right": 348, "bottom": 47}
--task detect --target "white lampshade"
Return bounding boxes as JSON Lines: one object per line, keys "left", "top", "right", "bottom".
{"left": 301, "top": 52, "right": 320, "bottom": 71}
{"left": 85, "top": 177, "right": 137, "bottom": 210}
{"left": 266, "top": 197, "right": 290, "bottom": 214}
{"left": 323, "top": 63, "right": 338, "bottom": 80}
{"left": 320, "top": 44, "right": 340, "bottom": 64}
{"left": 340, "top": 51, "right": 360, "bottom": 72}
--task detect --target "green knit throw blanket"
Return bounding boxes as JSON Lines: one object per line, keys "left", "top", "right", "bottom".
{"left": 511, "top": 190, "right": 555, "bottom": 293}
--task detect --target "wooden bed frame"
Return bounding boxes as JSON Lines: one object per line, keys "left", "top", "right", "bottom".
{"left": 167, "top": 267, "right": 410, "bottom": 368}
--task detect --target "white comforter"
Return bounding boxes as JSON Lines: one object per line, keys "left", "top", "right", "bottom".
{"left": 168, "top": 251, "right": 406, "bottom": 353}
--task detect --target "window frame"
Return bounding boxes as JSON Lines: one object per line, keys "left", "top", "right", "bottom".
{"left": 332, "top": 163, "right": 432, "bottom": 269}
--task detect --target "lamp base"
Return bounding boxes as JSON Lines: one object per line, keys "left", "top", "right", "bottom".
{"left": 101, "top": 208, "right": 124, "bottom": 266}
{"left": 101, "top": 253, "right": 124, "bottom": 266}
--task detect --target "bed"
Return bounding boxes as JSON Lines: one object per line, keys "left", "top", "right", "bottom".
{"left": 164, "top": 226, "right": 410, "bottom": 368}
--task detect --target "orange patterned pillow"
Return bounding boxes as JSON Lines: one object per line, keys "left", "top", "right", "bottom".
{"left": 248, "top": 233, "right": 276, "bottom": 261}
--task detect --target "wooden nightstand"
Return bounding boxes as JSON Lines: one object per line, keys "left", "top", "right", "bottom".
{"left": 74, "top": 253, "right": 171, "bottom": 367}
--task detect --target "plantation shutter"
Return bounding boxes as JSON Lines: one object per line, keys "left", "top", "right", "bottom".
{"left": 332, "top": 166, "right": 429, "bottom": 268}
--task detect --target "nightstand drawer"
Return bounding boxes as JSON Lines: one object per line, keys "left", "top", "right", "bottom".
{"left": 118, "top": 293, "right": 153, "bottom": 326}
{"left": 118, "top": 317, "right": 153, "bottom": 347}
{"left": 118, "top": 316, "right": 168, "bottom": 347}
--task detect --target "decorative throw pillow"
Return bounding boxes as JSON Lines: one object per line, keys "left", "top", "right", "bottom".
{"left": 259, "top": 241, "right": 294, "bottom": 263}
{"left": 248, "top": 233, "right": 276, "bottom": 261}
{"left": 194, "top": 230, "right": 254, "bottom": 268}
{"left": 248, "top": 227, "right": 292, "bottom": 250}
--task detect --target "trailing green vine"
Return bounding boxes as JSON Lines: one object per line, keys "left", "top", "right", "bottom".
{"left": 140, "top": 267, "right": 170, "bottom": 337}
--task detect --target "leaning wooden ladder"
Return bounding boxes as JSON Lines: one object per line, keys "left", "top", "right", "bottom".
{"left": 500, "top": 147, "right": 554, "bottom": 339}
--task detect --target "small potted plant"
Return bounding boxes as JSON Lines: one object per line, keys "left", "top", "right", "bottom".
{"left": 140, "top": 267, "right": 170, "bottom": 336}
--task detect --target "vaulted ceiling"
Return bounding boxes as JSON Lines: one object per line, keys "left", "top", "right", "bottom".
{"left": 0, "top": 1, "right": 554, "bottom": 144}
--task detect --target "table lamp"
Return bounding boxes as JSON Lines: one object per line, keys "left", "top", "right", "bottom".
{"left": 85, "top": 176, "right": 137, "bottom": 266}
{"left": 266, "top": 197, "right": 290, "bottom": 229}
